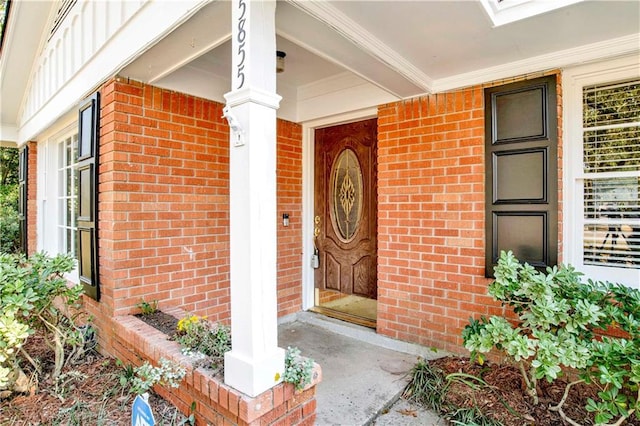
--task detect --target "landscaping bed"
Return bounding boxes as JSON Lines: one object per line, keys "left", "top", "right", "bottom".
{"left": 0, "top": 329, "right": 189, "bottom": 425}
{"left": 404, "top": 356, "right": 640, "bottom": 426}
{"left": 404, "top": 251, "right": 640, "bottom": 426}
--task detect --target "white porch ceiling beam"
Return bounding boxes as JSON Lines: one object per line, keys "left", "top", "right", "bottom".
{"left": 278, "top": 1, "right": 430, "bottom": 98}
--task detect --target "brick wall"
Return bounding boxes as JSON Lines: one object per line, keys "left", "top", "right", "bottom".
{"left": 277, "top": 120, "right": 303, "bottom": 317}
{"left": 26, "top": 141, "right": 38, "bottom": 256}
{"left": 377, "top": 72, "right": 562, "bottom": 353}
{"left": 83, "top": 77, "right": 303, "bottom": 351}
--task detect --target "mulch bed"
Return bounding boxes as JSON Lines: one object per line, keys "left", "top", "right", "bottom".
{"left": 0, "top": 330, "right": 188, "bottom": 425}
{"left": 135, "top": 311, "right": 179, "bottom": 337}
{"left": 424, "top": 356, "right": 640, "bottom": 426}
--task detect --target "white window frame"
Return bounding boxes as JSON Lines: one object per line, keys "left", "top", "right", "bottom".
{"left": 563, "top": 55, "right": 640, "bottom": 289}
{"left": 38, "top": 123, "right": 79, "bottom": 283}
{"left": 479, "top": 0, "right": 584, "bottom": 27}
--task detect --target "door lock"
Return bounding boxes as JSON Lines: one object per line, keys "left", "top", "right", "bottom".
{"left": 312, "top": 215, "right": 321, "bottom": 269}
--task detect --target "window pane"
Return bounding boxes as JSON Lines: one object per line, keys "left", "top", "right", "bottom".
{"left": 584, "top": 126, "right": 640, "bottom": 173}
{"left": 581, "top": 78, "right": 640, "bottom": 272}
{"left": 583, "top": 177, "right": 640, "bottom": 269}
{"left": 67, "top": 198, "right": 73, "bottom": 227}
{"left": 584, "top": 80, "right": 640, "bottom": 127}
{"left": 57, "top": 133, "right": 79, "bottom": 256}
{"left": 331, "top": 149, "right": 363, "bottom": 241}
{"left": 66, "top": 168, "right": 72, "bottom": 196}
{"left": 73, "top": 134, "right": 79, "bottom": 162}
{"left": 584, "top": 224, "right": 640, "bottom": 269}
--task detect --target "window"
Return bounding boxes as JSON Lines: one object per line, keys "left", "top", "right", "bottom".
{"left": 582, "top": 80, "right": 640, "bottom": 270}
{"left": 564, "top": 57, "right": 640, "bottom": 289}
{"left": 38, "top": 126, "right": 79, "bottom": 283}
{"left": 58, "top": 134, "right": 79, "bottom": 256}
{"left": 479, "top": 0, "right": 584, "bottom": 27}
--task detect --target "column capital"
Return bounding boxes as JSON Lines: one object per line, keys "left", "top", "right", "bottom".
{"left": 224, "top": 87, "right": 282, "bottom": 110}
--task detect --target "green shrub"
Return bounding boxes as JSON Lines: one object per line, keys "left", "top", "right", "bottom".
{"left": 282, "top": 346, "right": 314, "bottom": 390}
{"left": 0, "top": 184, "right": 19, "bottom": 254}
{"left": 128, "top": 358, "right": 186, "bottom": 395}
{"left": 136, "top": 299, "right": 158, "bottom": 315}
{"left": 463, "top": 250, "right": 640, "bottom": 425}
{"left": 175, "top": 315, "right": 231, "bottom": 370}
{"left": 0, "top": 252, "right": 87, "bottom": 394}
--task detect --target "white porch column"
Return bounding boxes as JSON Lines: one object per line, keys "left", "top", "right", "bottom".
{"left": 223, "top": 0, "right": 284, "bottom": 397}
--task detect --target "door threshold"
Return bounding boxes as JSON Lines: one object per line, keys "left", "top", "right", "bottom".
{"left": 309, "top": 306, "right": 376, "bottom": 329}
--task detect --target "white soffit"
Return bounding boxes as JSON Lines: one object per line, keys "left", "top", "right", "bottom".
{"left": 278, "top": 1, "right": 427, "bottom": 98}
{"left": 0, "top": 1, "right": 54, "bottom": 141}
{"left": 120, "top": 0, "right": 232, "bottom": 84}
{"left": 285, "top": 0, "right": 433, "bottom": 93}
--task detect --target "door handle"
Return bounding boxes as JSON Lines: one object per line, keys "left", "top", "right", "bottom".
{"left": 312, "top": 216, "right": 321, "bottom": 268}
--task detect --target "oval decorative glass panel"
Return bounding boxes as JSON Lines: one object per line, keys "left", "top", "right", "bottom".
{"left": 331, "top": 149, "right": 363, "bottom": 241}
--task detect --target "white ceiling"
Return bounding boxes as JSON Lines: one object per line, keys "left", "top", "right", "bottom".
{"left": 102, "top": 0, "right": 640, "bottom": 123}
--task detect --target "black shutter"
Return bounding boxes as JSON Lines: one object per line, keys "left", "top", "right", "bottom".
{"left": 18, "top": 146, "right": 28, "bottom": 254}
{"left": 77, "top": 93, "right": 100, "bottom": 300}
{"left": 485, "top": 76, "right": 558, "bottom": 276}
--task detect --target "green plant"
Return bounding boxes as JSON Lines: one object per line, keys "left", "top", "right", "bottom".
{"left": 403, "top": 359, "right": 447, "bottom": 411}
{"left": 52, "top": 370, "right": 88, "bottom": 401}
{"left": 0, "top": 252, "right": 88, "bottom": 395}
{"left": 283, "top": 346, "right": 314, "bottom": 390}
{"left": 403, "top": 359, "right": 508, "bottom": 425}
{"left": 0, "top": 184, "right": 19, "bottom": 254}
{"left": 0, "top": 309, "right": 31, "bottom": 389}
{"left": 128, "top": 357, "right": 186, "bottom": 395}
{"left": 175, "top": 315, "right": 230, "bottom": 370}
{"left": 137, "top": 299, "right": 159, "bottom": 315}
{"left": 463, "top": 250, "right": 640, "bottom": 425}
{"left": 178, "top": 401, "right": 197, "bottom": 426}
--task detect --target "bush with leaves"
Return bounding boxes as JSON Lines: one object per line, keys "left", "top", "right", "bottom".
{"left": 0, "top": 184, "right": 19, "bottom": 254}
{"left": 175, "top": 315, "right": 231, "bottom": 370}
{"left": 283, "top": 346, "right": 314, "bottom": 390}
{"left": 126, "top": 358, "right": 186, "bottom": 396}
{"left": 463, "top": 250, "right": 640, "bottom": 425}
{"left": 0, "top": 252, "right": 87, "bottom": 395}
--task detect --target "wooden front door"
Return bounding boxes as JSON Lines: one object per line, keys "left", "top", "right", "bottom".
{"left": 314, "top": 119, "right": 377, "bottom": 299}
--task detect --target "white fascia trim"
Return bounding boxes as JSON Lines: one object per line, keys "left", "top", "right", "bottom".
{"left": 432, "top": 33, "right": 640, "bottom": 94}
{"left": 479, "top": 0, "right": 585, "bottom": 27}
{"left": 300, "top": 107, "right": 378, "bottom": 311}
{"left": 286, "top": 0, "right": 433, "bottom": 94}
{"left": 17, "top": 0, "right": 211, "bottom": 144}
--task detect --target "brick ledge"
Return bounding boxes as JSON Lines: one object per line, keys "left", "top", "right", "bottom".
{"left": 110, "top": 307, "right": 321, "bottom": 425}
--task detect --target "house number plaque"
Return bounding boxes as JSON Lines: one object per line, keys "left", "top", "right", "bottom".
{"left": 236, "top": 0, "right": 247, "bottom": 89}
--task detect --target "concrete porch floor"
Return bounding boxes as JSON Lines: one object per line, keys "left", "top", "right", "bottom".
{"left": 278, "top": 312, "right": 446, "bottom": 425}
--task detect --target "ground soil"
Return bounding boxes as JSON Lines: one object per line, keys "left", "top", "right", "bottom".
{"left": 0, "top": 330, "right": 188, "bottom": 425}
{"left": 425, "top": 357, "right": 640, "bottom": 426}
{"left": 135, "top": 311, "right": 179, "bottom": 337}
